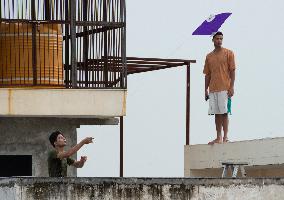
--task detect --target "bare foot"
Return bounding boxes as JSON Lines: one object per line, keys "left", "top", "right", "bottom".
{"left": 208, "top": 138, "right": 222, "bottom": 145}
{"left": 223, "top": 137, "right": 229, "bottom": 143}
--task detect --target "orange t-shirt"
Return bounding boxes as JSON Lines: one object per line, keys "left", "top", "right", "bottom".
{"left": 203, "top": 48, "right": 236, "bottom": 92}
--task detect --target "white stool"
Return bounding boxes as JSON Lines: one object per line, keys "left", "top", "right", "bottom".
{"left": 221, "top": 162, "right": 248, "bottom": 178}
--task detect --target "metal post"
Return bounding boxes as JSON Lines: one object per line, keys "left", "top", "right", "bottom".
{"left": 70, "top": 0, "right": 77, "bottom": 88}
{"left": 83, "top": 0, "right": 89, "bottom": 87}
{"left": 65, "top": 0, "right": 70, "bottom": 87}
{"left": 120, "top": 116, "right": 124, "bottom": 177}
{"left": 44, "top": 0, "right": 51, "bottom": 20}
{"left": 121, "top": 0, "right": 127, "bottom": 88}
{"left": 186, "top": 64, "right": 190, "bottom": 145}
{"left": 0, "top": 1, "right": 2, "bottom": 19}
{"left": 31, "top": 0, "right": 37, "bottom": 85}
{"left": 103, "top": 0, "right": 108, "bottom": 87}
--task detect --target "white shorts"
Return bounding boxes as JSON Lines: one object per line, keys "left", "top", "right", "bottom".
{"left": 208, "top": 90, "right": 228, "bottom": 115}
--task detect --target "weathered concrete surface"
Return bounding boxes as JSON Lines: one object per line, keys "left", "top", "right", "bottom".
{"left": 0, "top": 118, "right": 87, "bottom": 177}
{"left": 1, "top": 178, "right": 284, "bottom": 200}
{"left": 0, "top": 88, "right": 127, "bottom": 117}
{"left": 0, "top": 117, "right": 118, "bottom": 177}
{"left": 184, "top": 137, "right": 284, "bottom": 177}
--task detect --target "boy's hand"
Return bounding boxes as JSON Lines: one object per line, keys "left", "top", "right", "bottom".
{"left": 82, "top": 137, "right": 94, "bottom": 144}
{"left": 80, "top": 156, "right": 87, "bottom": 163}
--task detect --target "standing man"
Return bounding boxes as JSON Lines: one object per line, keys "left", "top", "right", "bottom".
{"left": 203, "top": 32, "right": 236, "bottom": 144}
{"left": 48, "top": 131, "right": 94, "bottom": 177}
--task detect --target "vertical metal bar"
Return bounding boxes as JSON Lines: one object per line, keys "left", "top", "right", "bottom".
{"left": 83, "top": 0, "right": 88, "bottom": 87}
{"left": 120, "top": 116, "right": 124, "bottom": 177}
{"left": 31, "top": 0, "right": 37, "bottom": 85}
{"left": 70, "top": 0, "right": 77, "bottom": 88}
{"left": 0, "top": 22, "right": 3, "bottom": 84}
{"left": 120, "top": 0, "right": 126, "bottom": 88}
{"left": 103, "top": 0, "right": 108, "bottom": 87}
{"left": 0, "top": 0, "right": 2, "bottom": 19}
{"left": 44, "top": 0, "right": 50, "bottom": 20}
{"left": 64, "top": 0, "right": 69, "bottom": 87}
{"left": 186, "top": 64, "right": 190, "bottom": 145}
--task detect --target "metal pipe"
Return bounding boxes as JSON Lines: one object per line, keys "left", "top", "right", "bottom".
{"left": 70, "top": 0, "right": 77, "bottom": 88}
{"left": 31, "top": 0, "right": 37, "bottom": 85}
{"left": 83, "top": 0, "right": 88, "bottom": 87}
{"left": 120, "top": 116, "right": 124, "bottom": 177}
{"left": 186, "top": 65, "right": 190, "bottom": 145}
{"left": 121, "top": 0, "right": 127, "bottom": 88}
{"left": 65, "top": 0, "right": 70, "bottom": 87}
{"left": 45, "top": 0, "right": 51, "bottom": 20}
{"left": 103, "top": 0, "right": 108, "bottom": 87}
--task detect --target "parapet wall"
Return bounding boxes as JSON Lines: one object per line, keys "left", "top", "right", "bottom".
{"left": 1, "top": 178, "right": 284, "bottom": 200}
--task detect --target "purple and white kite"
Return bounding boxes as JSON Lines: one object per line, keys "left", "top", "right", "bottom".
{"left": 192, "top": 13, "right": 232, "bottom": 36}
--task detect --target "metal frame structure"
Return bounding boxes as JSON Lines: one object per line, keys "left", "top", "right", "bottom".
{"left": 0, "top": 0, "right": 126, "bottom": 88}
{"left": 119, "top": 57, "right": 196, "bottom": 177}
{"left": 0, "top": 0, "right": 197, "bottom": 178}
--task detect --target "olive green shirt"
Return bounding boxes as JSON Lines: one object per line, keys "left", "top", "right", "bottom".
{"left": 48, "top": 150, "right": 75, "bottom": 177}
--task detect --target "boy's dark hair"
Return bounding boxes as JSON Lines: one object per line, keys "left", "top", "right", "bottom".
{"left": 213, "top": 31, "right": 223, "bottom": 38}
{"left": 49, "top": 131, "right": 62, "bottom": 147}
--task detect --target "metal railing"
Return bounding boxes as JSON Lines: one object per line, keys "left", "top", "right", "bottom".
{"left": 0, "top": 0, "right": 126, "bottom": 88}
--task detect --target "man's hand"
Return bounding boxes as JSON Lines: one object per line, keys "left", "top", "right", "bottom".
{"left": 205, "top": 90, "right": 209, "bottom": 101}
{"left": 228, "top": 87, "right": 234, "bottom": 98}
{"left": 82, "top": 137, "right": 94, "bottom": 144}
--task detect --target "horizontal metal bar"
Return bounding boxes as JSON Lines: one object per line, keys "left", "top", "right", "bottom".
{"left": 63, "top": 26, "right": 121, "bottom": 40}
{"left": 127, "top": 57, "right": 196, "bottom": 64}
{"left": 127, "top": 63, "right": 187, "bottom": 75}
{"left": 75, "top": 21, "right": 125, "bottom": 27}
{"left": 0, "top": 19, "right": 70, "bottom": 24}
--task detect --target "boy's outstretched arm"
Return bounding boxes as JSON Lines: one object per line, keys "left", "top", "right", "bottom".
{"left": 72, "top": 156, "right": 87, "bottom": 168}
{"left": 57, "top": 137, "right": 93, "bottom": 159}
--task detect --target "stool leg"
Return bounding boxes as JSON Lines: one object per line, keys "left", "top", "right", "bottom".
{"left": 240, "top": 166, "right": 246, "bottom": 177}
{"left": 222, "top": 166, "right": 227, "bottom": 178}
{"left": 232, "top": 165, "right": 239, "bottom": 178}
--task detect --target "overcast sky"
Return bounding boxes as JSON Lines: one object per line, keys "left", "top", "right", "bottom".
{"left": 77, "top": 0, "right": 284, "bottom": 177}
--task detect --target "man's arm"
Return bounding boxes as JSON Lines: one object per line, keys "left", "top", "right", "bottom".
{"left": 228, "top": 70, "right": 235, "bottom": 97}
{"left": 205, "top": 74, "right": 211, "bottom": 100}
{"left": 57, "top": 137, "right": 93, "bottom": 159}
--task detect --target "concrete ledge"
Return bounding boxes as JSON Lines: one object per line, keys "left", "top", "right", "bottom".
{"left": 185, "top": 137, "right": 284, "bottom": 177}
{"left": 0, "top": 88, "right": 127, "bottom": 117}
{"left": 0, "top": 117, "right": 119, "bottom": 126}
{"left": 1, "top": 178, "right": 284, "bottom": 200}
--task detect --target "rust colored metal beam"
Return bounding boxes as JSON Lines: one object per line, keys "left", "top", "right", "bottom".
{"left": 31, "top": 0, "right": 37, "bottom": 85}
{"left": 186, "top": 64, "right": 191, "bottom": 145}
{"left": 120, "top": 116, "right": 124, "bottom": 177}
{"left": 76, "top": 21, "right": 125, "bottom": 27}
{"left": 127, "top": 57, "right": 196, "bottom": 64}
{"left": 63, "top": 26, "right": 121, "bottom": 40}
{"left": 70, "top": 0, "right": 77, "bottom": 88}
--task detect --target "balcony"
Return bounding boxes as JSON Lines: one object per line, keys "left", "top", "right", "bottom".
{"left": 0, "top": 0, "right": 127, "bottom": 118}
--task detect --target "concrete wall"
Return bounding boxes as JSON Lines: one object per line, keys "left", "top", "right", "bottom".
{"left": 0, "top": 88, "right": 127, "bottom": 117}
{"left": 1, "top": 178, "right": 284, "bottom": 200}
{"left": 0, "top": 117, "right": 118, "bottom": 177}
{"left": 184, "top": 137, "right": 284, "bottom": 177}
{"left": 0, "top": 118, "right": 79, "bottom": 177}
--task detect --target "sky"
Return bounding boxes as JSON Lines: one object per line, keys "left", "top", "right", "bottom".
{"left": 77, "top": 0, "right": 284, "bottom": 177}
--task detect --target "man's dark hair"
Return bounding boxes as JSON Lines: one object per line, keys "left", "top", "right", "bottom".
{"left": 49, "top": 131, "right": 62, "bottom": 147}
{"left": 213, "top": 31, "right": 223, "bottom": 38}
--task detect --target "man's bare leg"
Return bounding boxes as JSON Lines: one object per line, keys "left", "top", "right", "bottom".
{"left": 222, "top": 114, "right": 229, "bottom": 142}
{"left": 208, "top": 114, "right": 223, "bottom": 144}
